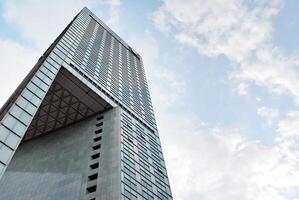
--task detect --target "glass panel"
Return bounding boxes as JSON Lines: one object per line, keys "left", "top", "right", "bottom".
{"left": 53, "top": 48, "right": 66, "bottom": 60}
{"left": 43, "top": 63, "right": 57, "bottom": 74}
{"left": 5, "top": 133, "right": 20, "bottom": 150}
{"left": 30, "top": 95, "right": 40, "bottom": 106}
{"left": 50, "top": 52, "right": 63, "bottom": 64}
{"left": 40, "top": 66, "right": 55, "bottom": 79}
{"left": 19, "top": 111, "right": 32, "bottom": 125}
{"left": 24, "top": 102, "right": 36, "bottom": 116}
{"left": 0, "top": 125, "right": 11, "bottom": 141}
{"left": 0, "top": 144, "right": 13, "bottom": 164}
{"left": 47, "top": 57, "right": 60, "bottom": 69}
{"left": 15, "top": 96, "right": 27, "bottom": 108}
{"left": 22, "top": 89, "right": 34, "bottom": 101}
{"left": 16, "top": 97, "right": 36, "bottom": 115}
{"left": 2, "top": 115, "right": 17, "bottom": 131}
{"left": 27, "top": 82, "right": 45, "bottom": 98}
{"left": 22, "top": 89, "right": 41, "bottom": 106}
{"left": 12, "top": 121, "right": 27, "bottom": 137}
{"left": 31, "top": 76, "right": 42, "bottom": 87}
{"left": 35, "top": 88, "right": 44, "bottom": 99}
{"left": 35, "top": 79, "right": 48, "bottom": 91}
{"left": 10, "top": 105, "right": 32, "bottom": 125}
{"left": 36, "top": 71, "right": 52, "bottom": 85}
{"left": 10, "top": 105, "right": 22, "bottom": 118}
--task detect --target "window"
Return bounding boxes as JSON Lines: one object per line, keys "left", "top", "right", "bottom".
{"left": 96, "top": 122, "right": 103, "bottom": 127}
{"left": 5, "top": 133, "right": 20, "bottom": 150}
{"left": 128, "top": 136, "right": 134, "bottom": 144}
{"left": 157, "top": 167, "right": 164, "bottom": 174}
{"left": 92, "top": 144, "right": 101, "bottom": 151}
{"left": 88, "top": 173, "right": 98, "bottom": 181}
{"left": 91, "top": 153, "right": 100, "bottom": 159}
{"left": 157, "top": 190, "right": 168, "bottom": 200}
{"left": 95, "top": 129, "right": 102, "bottom": 134}
{"left": 16, "top": 96, "right": 36, "bottom": 116}
{"left": 22, "top": 89, "right": 40, "bottom": 106}
{"left": 10, "top": 105, "right": 32, "bottom": 125}
{"left": 86, "top": 185, "right": 97, "bottom": 194}
{"left": 123, "top": 186, "right": 137, "bottom": 200}
{"left": 90, "top": 163, "right": 99, "bottom": 170}
{"left": 2, "top": 114, "right": 26, "bottom": 137}
{"left": 140, "top": 168, "right": 151, "bottom": 180}
{"left": 141, "top": 179, "right": 152, "bottom": 191}
{"left": 93, "top": 136, "right": 102, "bottom": 142}
{"left": 142, "top": 190, "right": 154, "bottom": 200}
{"left": 27, "top": 82, "right": 45, "bottom": 98}
{"left": 123, "top": 176, "right": 136, "bottom": 190}
{"left": 123, "top": 165, "right": 136, "bottom": 178}
{"left": 127, "top": 124, "right": 132, "bottom": 129}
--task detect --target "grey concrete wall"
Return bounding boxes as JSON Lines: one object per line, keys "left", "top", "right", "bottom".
{"left": 0, "top": 107, "right": 122, "bottom": 200}
{"left": 0, "top": 114, "right": 97, "bottom": 200}
{"left": 97, "top": 107, "right": 121, "bottom": 200}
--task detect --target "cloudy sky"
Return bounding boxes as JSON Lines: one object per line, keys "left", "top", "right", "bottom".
{"left": 1, "top": 0, "right": 299, "bottom": 199}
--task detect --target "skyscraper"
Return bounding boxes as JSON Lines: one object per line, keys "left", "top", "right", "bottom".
{"left": 0, "top": 7, "right": 173, "bottom": 200}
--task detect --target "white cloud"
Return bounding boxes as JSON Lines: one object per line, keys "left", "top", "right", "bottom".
{"left": 152, "top": 0, "right": 299, "bottom": 199}
{"left": 277, "top": 111, "right": 299, "bottom": 140}
{"left": 153, "top": 0, "right": 281, "bottom": 62}
{"left": 234, "top": 46, "right": 299, "bottom": 103}
{"left": 257, "top": 106, "right": 279, "bottom": 125}
{"left": 159, "top": 111, "right": 299, "bottom": 200}
{"left": 132, "top": 29, "right": 299, "bottom": 200}
{"left": 102, "top": 0, "right": 121, "bottom": 30}
{"left": 153, "top": 0, "right": 299, "bottom": 106}
{"left": 237, "top": 83, "right": 249, "bottom": 96}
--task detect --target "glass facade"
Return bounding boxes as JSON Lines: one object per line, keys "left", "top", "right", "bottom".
{"left": 58, "top": 8, "right": 157, "bottom": 130}
{"left": 120, "top": 110, "right": 172, "bottom": 200}
{"left": 0, "top": 7, "right": 172, "bottom": 199}
{"left": 0, "top": 51, "right": 62, "bottom": 176}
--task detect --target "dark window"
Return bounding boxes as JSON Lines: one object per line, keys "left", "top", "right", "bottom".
{"left": 88, "top": 173, "right": 98, "bottom": 181}
{"left": 92, "top": 144, "right": 101, "bottom": 150}
{"left": 94, "top": 136, "right": 102, "bottom": 142}
{"left": 127, "top": 124, "right": 132, "bottom": 129}
{"left": 95, "top": 129, "right": 102, "bottom": 134}
{"left": 91, "top": 153, "right": 100, "bottom": 159}
{"left": 86, "top": 185, "right": 97, "bottom": 194}
{"left": 90, "top": 163, "right": 99, "bottom": 169}
{"left": 96, "top": 122, "right": 103, "bottom": 127}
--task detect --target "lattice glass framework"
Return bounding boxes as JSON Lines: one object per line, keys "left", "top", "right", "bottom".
{"left": 0, "top": 7, "right": 172, "bottom": 200}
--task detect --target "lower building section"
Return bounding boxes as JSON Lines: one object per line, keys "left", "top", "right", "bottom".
{"left": 0, "top": 107, "right": 121, "bottom": 200}
{"left": 0, "top": 107, "right": 172, "bottom": 200}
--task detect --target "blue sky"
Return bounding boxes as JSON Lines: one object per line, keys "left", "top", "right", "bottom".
{"left": 1, "top": 0, "right": 299, "bottom": 199}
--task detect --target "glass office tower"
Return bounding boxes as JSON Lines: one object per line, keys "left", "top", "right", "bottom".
{"left": 0, "top": 7, "right": 172, "bottom": 200}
